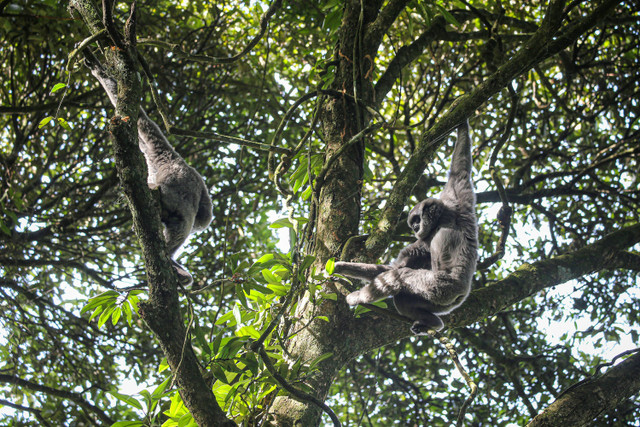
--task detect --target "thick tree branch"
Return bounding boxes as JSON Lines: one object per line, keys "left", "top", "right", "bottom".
{"left": 475, "top": 187, "right": 640, "bottom": 205}
{"left": 446, "top": 223, "right": 640, "bottom": 328}
{"left": 350, "top": 223, "right": 640, "bottom": 353}
{"left": 374, "top": 13, "right": 456, "bottom": 104}
{"left": 527, "top": 351, "right": 640, "bottom": 426}
{"left": 364, "top": 0, "right": 410, "bottom": 54}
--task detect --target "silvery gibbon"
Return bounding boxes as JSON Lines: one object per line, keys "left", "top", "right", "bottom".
{"left": 88, "top": 58, "right": 212, "bottom": 285}
{"left": 334, "top": 122, "right": 477, "bottom": 333}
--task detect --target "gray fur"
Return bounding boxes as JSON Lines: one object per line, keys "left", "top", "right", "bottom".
{"left": 334, "top": 122, "right": 477, "bottom": 333}
{"left": 89, "top": 62, "right": 213, "bottom": 285}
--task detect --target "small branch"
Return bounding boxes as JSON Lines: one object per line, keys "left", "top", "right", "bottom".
{"left": 267, "top": 89, "right": 384, "bottom": 179}
{"left": 0, "top": 399, "right": 52, "bottom": 427}
{"left": 101, "top": 0, "right": 124, "bottom": 49}
{"left": 315, "top": 121, "right": 384, "bottom": 188}
{"left": 268, "top": 91, "right": 323, "bottom": 178}
{"left": 364, "top": 0, "right": 613, "bottom": 261}
{"left": 138, "top": 0, "right": 282, "bottom": 65}
{"left": 226, "top": 0, "right": 282, "bottom": 63}
{"left": 67, "top": 29, "right": 107, "bottom": 70}
{"left": 335, "top": 284, "right": 477, "bottom": 425}
{"left": 0, "top": 374, "right": 113, "bottom": 425}
{"left": 255, "top": 345, "right": 342, "bottom": 427}
{"left": 425, "top": 330, "right": 478, "bottom": 427}
{"left": 447, "top": 223, "right": 640, "bottom": 330}
{"left": 273, "top": 97, "right": 323, "bottom": 195}
{"left": 365, "top": 0, "right": 411, "bottom": 53}
{"left": 478, "top": 83, "right": 518, "bottom": 270}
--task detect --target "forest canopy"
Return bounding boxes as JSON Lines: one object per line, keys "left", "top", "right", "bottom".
{"left": 1, "top": 0, "right": 639, "bottom": 425}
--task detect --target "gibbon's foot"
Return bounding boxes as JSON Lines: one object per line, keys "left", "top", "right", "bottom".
{"left": 410, "top": 314, "right": 444, "bottom": 335}
{"left": 172, "top": 260, "right": 193, "bottom": 286}
{"left": 345, "top": 291, "right": 363, "bottom": 306}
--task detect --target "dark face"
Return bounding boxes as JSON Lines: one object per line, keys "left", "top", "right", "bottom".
{"left": 407, "top": 198, "right": 443, "bottom": 240}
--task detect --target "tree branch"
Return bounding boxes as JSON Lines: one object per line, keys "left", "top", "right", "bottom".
{"left": 0, "top": 374, "right": 113, "bottom": 425}
{"left": 527, "top": 350, "right": 640, "bottom": 426}
{"left": 137, "top": 0, "right": 282, "bottom": 65}
{"left": 446, "top": 223, "right": 640, "bottom": 329}
{"left": 364, "top": 0, "right": 410, "bottom": 54}
{"left": 374, "top": 13, "right": 451, "bottom": 104}
{"left": 0, "top": 399, "right": 52, "bottom": 427}
{"left": 350, "top": 223, "right": 640, "bottom": 353}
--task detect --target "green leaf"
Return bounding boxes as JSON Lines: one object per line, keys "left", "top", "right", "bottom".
{"left": 325, "top": 258, "right": 335, "bottom": 275}
{"left": 269, "top": 217, "right": 293, "bottom": 229}
{"left": 152, "top": 377, "right": 172, "bottom": 399}
{"left": 235, "top": 283, "right": 248, "bottom": 308}
{"left": 300, "top": 255, "right": 316, "bottom": 272}
{"left": 256, "top": 253, "right": 274, "bottom": 263}
{"left": 88, "top": 306, "right": 104, "bottom": 323}
{"left": 56, "top": 117, "right": 72, "bottom": 130}
{"left": 109, "top": 390, "right": 143, "bottom": 410}
{"left": 301, "top": 185, "right": 313, "bottom": 200}
{"left": 111, "top": 306, "right": 122, "bottom": 326}
{"left": 308, "top": 352, "right": 333, "bottom": 371}
{"left": 261, "top": 268, "right": 280, "bottom": 284}
{"left": 50, "top": 83, "right": 66, "bottom": 93}
{"left": 435, "top": 3, "right": 460, "bottom": 27}
{"left": 97, "top": 305, "right": 116, "bottom": 328}
{"left": 38, "top": 117, "right": 53, "bottom": 128}
{"left": 123, "top": 302, "right": 133, "bottom": 326}
{"left": 212, "top": 331, "right": 224, "bottom": 355}
{"left": 320, "top": 292, "right": 337, "bottom": 301}
{"left": 81, "top": 290, "right": 119, "bottom": 314}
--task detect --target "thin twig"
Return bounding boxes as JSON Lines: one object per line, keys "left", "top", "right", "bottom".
{"left": 170, "top": 126, "right": 291, "bottom": 155}
{"left": 137, "top": 0, "right": 282, "bottom": 65}
{"left": 425, "top": 330, "right": 478, "bottom": 427}
{"left": 335, "top": 280, "right": 477, "bottom": 426}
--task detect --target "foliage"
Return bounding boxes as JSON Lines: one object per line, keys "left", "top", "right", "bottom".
{"left": 1, "top": 0, "right": 639, "bottom": 425}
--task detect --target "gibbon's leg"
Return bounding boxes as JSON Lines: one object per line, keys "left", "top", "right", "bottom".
{"left": 392, "top": 267, "right": 461, "bottom": 303}
{"left": 393, "top": 292, "right": 445, "bottom": 332}
{"left": 344, "top": 268, "right": 405, "bottom": 305}
{"left": 161, "top": 206, "right": 195, "bottom": 285}
{"left": 333, "top": 261, "right": 392, "bottom": 282}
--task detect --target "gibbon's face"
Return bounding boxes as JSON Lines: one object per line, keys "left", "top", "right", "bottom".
{"left": 408, "top": 198, "right": 443, "bottom": 240}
